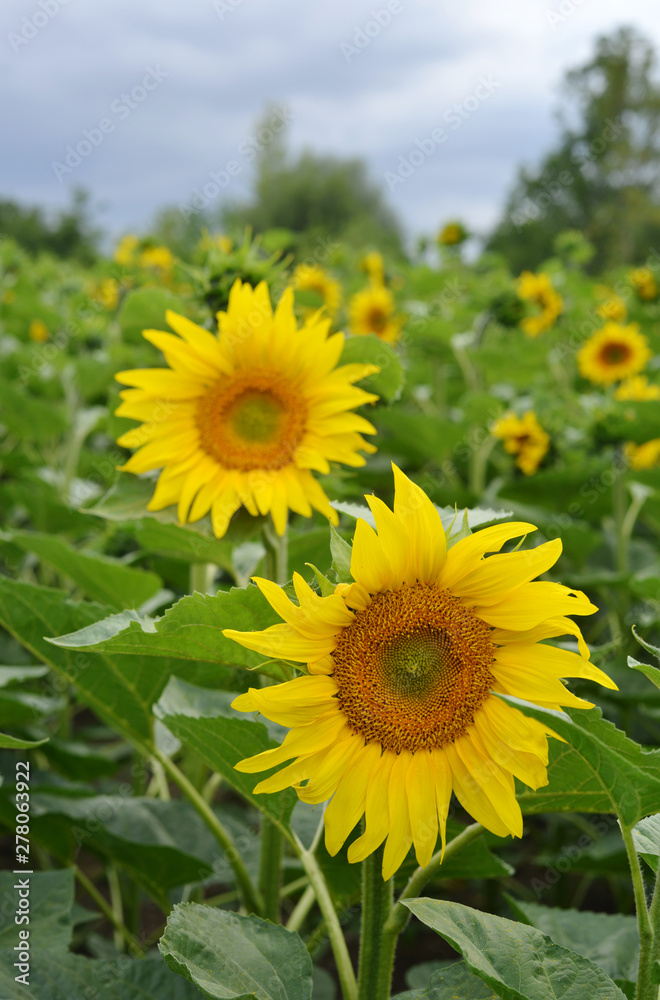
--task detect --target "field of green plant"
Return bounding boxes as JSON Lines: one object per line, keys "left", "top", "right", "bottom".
{"left": 3, "top": 222, "right": 660, "bottom": 1000}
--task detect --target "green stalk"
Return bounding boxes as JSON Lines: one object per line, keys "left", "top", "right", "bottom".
{"left": 612, "top": 450, "right": 629, "bottom": 576}
{"left": 620, "top": 821, "right": 654, "bottom": 1000}
{"left": 357, "top": 846, "right": 394, "bottom": 1000}
{"left": 293, "top": 827, "right": 357, "bottom": 1000}
{"left": 153, "top": 747, "right": 263, "bottom": 916}
{"left": 259, "top": 815, "right": 284, "bottom": 922}
{"left": 384, "top": 823, "right": 483, "bottom": 938}
{"left": 190, "top": 562, "right": 214, "bottom": 594}
{"left": 73, "top": 865, "right": 144, "bottom": 957}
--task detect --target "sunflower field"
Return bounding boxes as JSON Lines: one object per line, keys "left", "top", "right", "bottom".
{"left": 3, "top": 222, "right": 660, "bottom": 1000}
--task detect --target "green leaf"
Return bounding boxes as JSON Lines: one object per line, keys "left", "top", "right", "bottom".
{"left": 632, "top": 814, "right": 660, "bottom": 873}
{"left": 632, "top": 625, "right": 660, "bottom": 662}
{"left": 0, "top": 665, "right": 50, "bottom": 687}
{"left": 0, "top": 730, "right": 48, "bottom": 749}
{"left": 504, "top": 897, "right": 639, "bottom": 984}
{"left": 506, "top": 700, "right": 660, "bottom": 825}
{"left": 0, "top": 376, "right": 67, "bottom": 443}
{"left": 133, "top": 519, "right": 236, "bottom": 569}
{"left": 628, "top": 655, "right": 660, "bottom": 692}
{"left": 596, "top": 401, "right": 660, "bottom": 444}
{"left": 306, "top": 563, "right": 336, "bottom": 597}
{"left": 395, "top": 963, "right": 499, "bottom": 998}
{"left": 49, "top": 586, "right": 284, "bottom": 680}
{"left": 339, "top": 333, "right": 404, "bottom": 402}
{"left": 16, "top": 794, "right": 220, "bottom": 899}
{"left": 404, "top": 898, "right": 627, "bottom": 1000}
{"left": 330, "top": 524, "right": 352, "bottom": 582}
{"left": 0, "top": 953, "right": 202, "bottom": 1000}
{"left": 0, "top": 578, "right": 240, "bottom": 754}
{"left": 159, "top": 902, "right": 313, "bottom": 1000}
{"left": 154, "top": 677, "right": 296, "bottom": 835}
{"left": 0, "top": 869, "right": 74, "bottom": 951}
{"left": 5, "top": 530, "right": 162, "bottom": 609}
{"left": 118, "top": 286, "right": 186, "bottom": 343}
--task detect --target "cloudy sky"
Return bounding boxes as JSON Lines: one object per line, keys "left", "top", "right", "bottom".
{"left": 3, "top": 0, "right": 660, "bottom": 246}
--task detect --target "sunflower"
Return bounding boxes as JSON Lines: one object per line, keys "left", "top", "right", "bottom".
{"left": 138, "top": 245, "right": 175, "bottom": 275}
{"left": 361, "top": 251, "right": 385, "bottom": 287}
{"left": 115, "top": 280, "right": 378, "bottom": 537}
{"left": 225, "top": 467, "right": 614, "bottom": 880}
{"left": 349, "top": 284, "right": 403, "bottom": 344}
{"left": 516, "top": 271, "right": 563, "bottom": 337}
{"left": 114, "top": 234, "right": 139, "bottom": 266}
{"left": 91, "top": 277, "right": 120, "bottom": 311}
{"left": 594, "top": 288, "right": 627, "bottom": 323}
{"left": 491, "top": 411, "right": 550, "bottom": 476}
{"left": 576, "top": 322, "right": 651, "bottom": 386}
{"left": 292, "top": 264, "right": 342, "bottom": 317}
{"left": 28, "top": 319, "right": 49, "bottom": 343}
{"left": 614, "top": 375, "right": 660, "bottom": 401}
{"left": 625, "top": 439, "right": 660, "bottom": 470}
{"left": 438, "top": 221, "right": 468, "bottom": 247}
{"left": 629, "top": 267, "right": 659, "bottom": 302}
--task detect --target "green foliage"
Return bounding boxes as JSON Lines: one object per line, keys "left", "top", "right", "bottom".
{"left": 160, "top": 903, "right": 313, "bottom": 999}
{"left": 488, "top": 27, "right": 660, "bottom": 272}
{"left": 405, "top": 899, "right": 628, "bottom": 999}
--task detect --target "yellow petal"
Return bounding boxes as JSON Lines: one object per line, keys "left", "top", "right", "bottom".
{"left": 452, "top": 539, "right": 562, "bottom": 606}
{"left": 392, "top": 464, "right": 447, "bottom": 585}
{"left": 407, "top": 751, "right": 438, "bottom": 868}
{"left": 347, "top": 751, "right": 395, "bottom": 863}
{"left": 324, "top": 741, "right": 382, "bottom": 856}
{"left": 440, "top": 522, "right": 537, "bottom": 590}
{"left": 382, "top": 751, "right": 414, "bottom": 879}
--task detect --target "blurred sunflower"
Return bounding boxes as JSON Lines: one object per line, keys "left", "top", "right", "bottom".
{"left": 292, "top": 264, "right": 342, "bottom": 317}
{"left": 629, "top": 267, "right": 659, "bottom": 302}
{"left": 360, "top": 251, "right": 386, "bottom": 286}
{"left": 614, "top": 375, "right": 660, "bottom": 401}
{"left": 225, "top": 466, "right": 612, "bottom": 879}
{"left": 28, "top": 319, "right": 49, "bottom": 343}
{"left": 138, "top": 245, "right": 175, "bottom": 275}
{"left": 594, "top": 289, "right": 626, "bottom": 323}
{"left": 349, "top": 284, "right": 403, "bottom": 343}
{"left": 114, "top": 234, "right": 139, "bottom": 266}
{"left": 438, "top": 221, "right": 468, "bottom": 246}
{"left": 491, "top": 411, "right": 550, "bottom": 476}
{"left": 115, "top": 280, "right": 378, "bottom": 537}
{"left": 577, "top": 322, "right": 651, "bottom": 386}
{"left": 91, "top": 277, "right": 120, "bottom": 311}
{"left": 625, "top": 439, "right": 660, "bottom": 470}
{"left": 516, "top": 271, "right": 563, "bottom": 337}
{"left": 199, "top": 232, "right": 233, "bottom": 254}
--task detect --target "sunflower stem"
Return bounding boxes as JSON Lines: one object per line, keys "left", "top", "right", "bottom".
{"left": 621, "top": 820, "right": 654, "bottom": 1000}
{"left": 153, "top": 747, "right": 263, "bottom": 916}
{"left": 612, "top": 449, "right": 629, "bottom": 576}
{"left": 293, "top": 829, "right": 357, "bottom": 1000}
{"left": 190, "top": 561, "right": 215, "bottom": 595}
{"left": 357, "top": 845, "right": 395, "bottom": 1000}
{"left": 263, "top": 522, "right": 289, "bottom": 586}
{"left": 383, "top": 822, "right": 483, "bottom": 938}
{"left": 258, "top": 814, "right": 284, "bottom": 922}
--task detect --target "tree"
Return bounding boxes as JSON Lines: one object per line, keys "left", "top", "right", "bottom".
{"left": 224, "top": 108, "right": 404, "bottom": 257}
{"left": 487, "top": 26, "right": 660, "bottom": 272}
{"left": 0, "top": 188, "right": 99, "bottom": 263}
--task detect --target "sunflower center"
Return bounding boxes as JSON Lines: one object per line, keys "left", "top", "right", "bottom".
{"left": 196, "top": 370, "right": 308, "bottom": 471}
{"left": 600, "top": 342, "right": 630, "bottom": 365}
{"left": 332, "top": 583, "right": 495, "bottom": 754}
{"left": 367, "top": 307, "right": 388, "bottom": 333}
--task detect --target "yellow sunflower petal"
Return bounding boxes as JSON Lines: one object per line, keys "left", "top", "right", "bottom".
{"left": 382, "top": 752, "right": 414, "bottom": 879}
{"left": 407, "top": 751, "right": 438, "bottom": 868}
{"left": 324, "top": 741, "right": 382, "bottom": 856}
